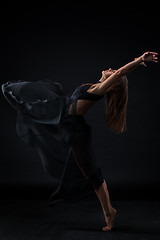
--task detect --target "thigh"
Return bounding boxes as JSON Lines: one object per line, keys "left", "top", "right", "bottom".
{"left": 70, "top": 130, "right": 97, "bottom": 179}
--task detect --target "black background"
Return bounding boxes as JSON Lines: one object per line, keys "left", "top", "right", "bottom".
{"left": 0, "top": 3, "right": 159, "bottom": 200}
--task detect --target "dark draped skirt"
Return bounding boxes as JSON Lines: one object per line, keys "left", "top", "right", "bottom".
{"left": 1, "top": 80, "right": 101, "bottom": 204}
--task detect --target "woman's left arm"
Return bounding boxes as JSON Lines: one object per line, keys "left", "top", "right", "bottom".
{"left": 116, "top": 51, "right": 158, "bottom": 76}
{"left": 97, "top": 51, "right": 158, "bottom": 94}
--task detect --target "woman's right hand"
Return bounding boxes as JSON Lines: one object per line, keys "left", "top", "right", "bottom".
{"left": 141, "top": 51, "right": 158, "bottom": 63}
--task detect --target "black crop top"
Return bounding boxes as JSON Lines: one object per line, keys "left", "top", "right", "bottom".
{"left": 70, "top": 80, "right": 104, "bottom": 101}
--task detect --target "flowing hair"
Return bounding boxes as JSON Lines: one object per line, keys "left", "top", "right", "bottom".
{"left": 104, "top": 76, "right": 128, "bottom": 134}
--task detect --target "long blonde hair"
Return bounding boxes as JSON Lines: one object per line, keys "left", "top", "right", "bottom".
{"left": 104, "top": 76, "right": 128, "bottom": 134}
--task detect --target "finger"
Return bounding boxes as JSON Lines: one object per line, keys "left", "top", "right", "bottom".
{"left": 149, "top": 52, "right": 159, "bottom": 55}
{"left": 141, "top": 62, "right": 147, "bottom": 67}
{"left": 153, "top": 60, "right": 158, "bottom": 63}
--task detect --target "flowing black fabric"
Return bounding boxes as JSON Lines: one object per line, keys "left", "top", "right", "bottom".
{"left": 1, "top": 79, "right": 104, "bottom": 204}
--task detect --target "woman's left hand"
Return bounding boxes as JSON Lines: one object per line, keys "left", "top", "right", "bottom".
{"left": 141, "top": 51, "right": 158, "bottom": 63}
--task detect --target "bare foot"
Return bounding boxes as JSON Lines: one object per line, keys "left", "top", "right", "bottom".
{"left": 102, "top": 207, "right": 117, "bottom": 231}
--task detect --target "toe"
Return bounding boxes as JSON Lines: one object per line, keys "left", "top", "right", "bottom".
{"left": 102, "top": 226, "right": 111, "bottom": 231}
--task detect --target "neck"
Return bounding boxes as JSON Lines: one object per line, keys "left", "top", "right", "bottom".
{"left": 99, "top": 76, "right": 105, "bottom": 82}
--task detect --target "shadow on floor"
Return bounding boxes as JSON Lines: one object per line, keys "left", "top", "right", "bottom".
{"left": 0, "top": 199, "right": 160, "bottom": 240}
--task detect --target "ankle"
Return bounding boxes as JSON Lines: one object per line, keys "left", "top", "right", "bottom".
{"left": 104, "top": 209, "right": 112, "bottom": 217}
{"left": 104, "top": 206, "right": 116, "bottom": 216}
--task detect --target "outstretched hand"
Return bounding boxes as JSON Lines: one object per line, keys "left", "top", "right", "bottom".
{"left": 141, "top": 51, "right": 158, "bottom": 63}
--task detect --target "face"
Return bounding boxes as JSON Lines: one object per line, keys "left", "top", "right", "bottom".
{"left": 102, "top": 68, "right": 116, "bottom": 80}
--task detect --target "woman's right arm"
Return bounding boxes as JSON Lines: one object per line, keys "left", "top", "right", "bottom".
{"left": 97, "top": 51, "right": 158, "bottom": 94}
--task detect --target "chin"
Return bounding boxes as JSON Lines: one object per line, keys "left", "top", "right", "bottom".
{"left": 101, "top": 78, "right": 106, "bottom": 82}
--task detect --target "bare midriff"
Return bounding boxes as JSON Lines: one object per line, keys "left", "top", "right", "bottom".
{"left": 68, "top": 99, "right": 97, "bottom": 116}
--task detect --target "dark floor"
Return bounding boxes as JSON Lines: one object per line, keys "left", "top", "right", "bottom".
{"left": 0, "top": 196, "right": 160, "bottom": 240}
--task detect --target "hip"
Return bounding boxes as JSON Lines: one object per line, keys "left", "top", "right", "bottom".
{"left": 60, "top": 114, "right": 92, "bottom": 134}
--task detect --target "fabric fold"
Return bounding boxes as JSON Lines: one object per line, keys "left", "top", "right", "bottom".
{"left": 1, "top": 79, "right": 94, "bottom": 203}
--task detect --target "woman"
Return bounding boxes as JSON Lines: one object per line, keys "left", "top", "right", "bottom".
{"left": 68, "top": 51, "right": 158, "bottom": 231}
{"left": 1, "top": 51, "right": 158, "bottom": 232}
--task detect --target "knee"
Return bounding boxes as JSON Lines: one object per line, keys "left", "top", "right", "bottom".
{"left": 87, "top": 168, "right": 104, "bottom": 190}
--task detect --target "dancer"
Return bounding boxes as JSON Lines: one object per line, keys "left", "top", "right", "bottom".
{"left": 1, "top": 51, "right": 158, "bottom": 231}
{"left": 68, "top": 51, "right": 158, "bottom": 231}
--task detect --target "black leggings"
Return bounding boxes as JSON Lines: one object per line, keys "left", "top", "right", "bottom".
{"left": 70, "top": 115, "right": 104, "bottom": 190}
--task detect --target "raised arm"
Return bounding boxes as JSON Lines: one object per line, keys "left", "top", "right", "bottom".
{"left": 96, "top": 51, "right": 158, "bottom": 94}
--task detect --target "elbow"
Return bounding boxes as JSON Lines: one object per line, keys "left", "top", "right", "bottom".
{"left": 115, "top": 69, "right": 127, "bottom": 79}
{"left": 115, "top": 69, "right": 123, "bottom": 77}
